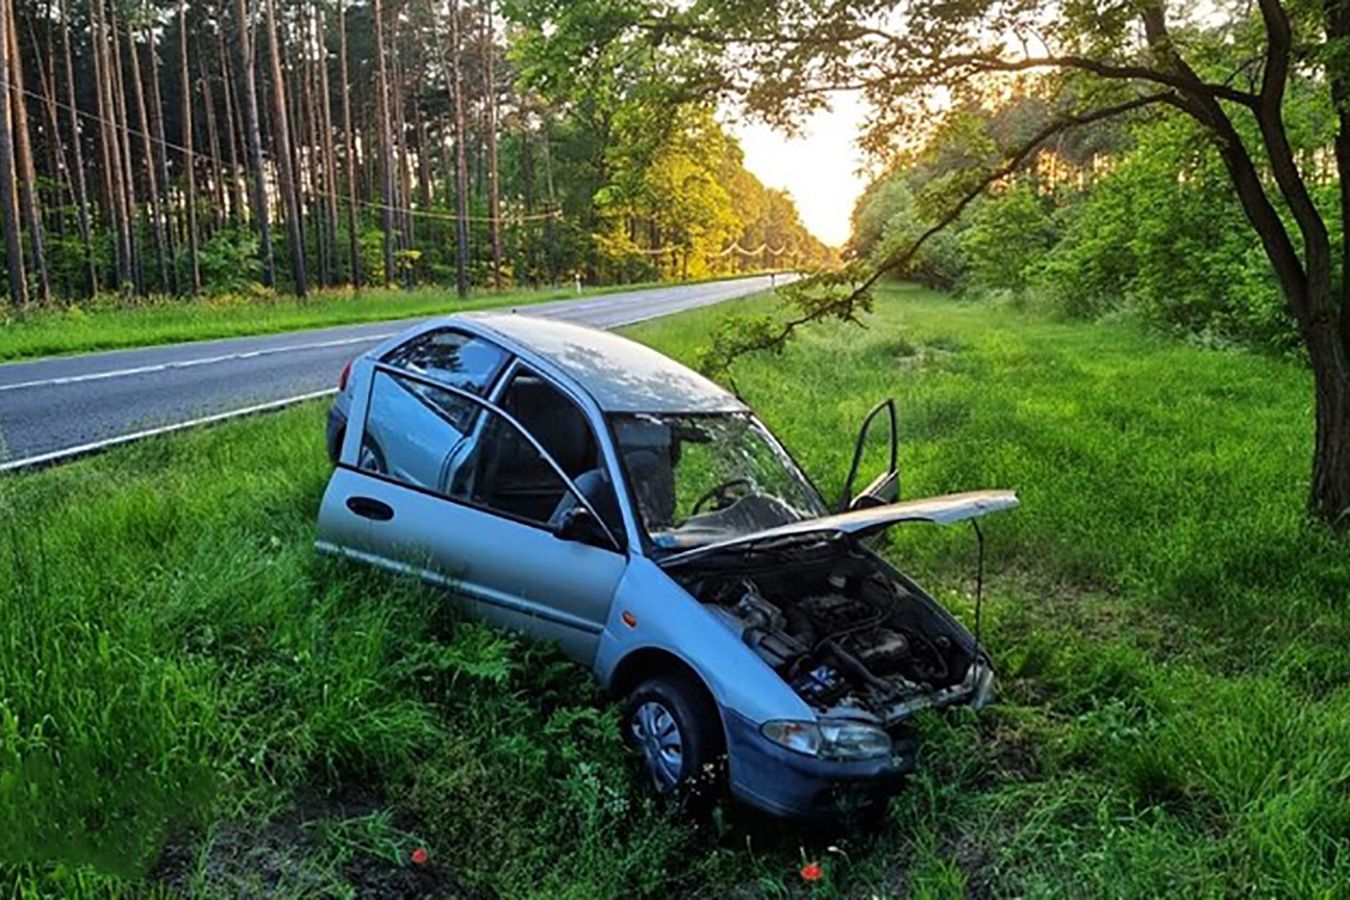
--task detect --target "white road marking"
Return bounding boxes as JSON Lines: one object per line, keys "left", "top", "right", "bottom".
{"left": 0, "top": 333, "right": 396, "bottom": 393}
{"left": 0, "top": 388, "right": 338, "bottom": 473}
{"left": 0, "top": 276, "right": 783, "bottom": 391}
{"left": 0, "top": 275, "right": 795, "bottom": 474}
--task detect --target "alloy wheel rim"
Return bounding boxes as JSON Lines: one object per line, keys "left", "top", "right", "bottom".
{"left": 631, "top": 700, "right": 684, "bottom": 792}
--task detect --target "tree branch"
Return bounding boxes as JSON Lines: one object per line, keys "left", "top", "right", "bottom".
{"left": 1143, "top": 2, "right": 1314, "bottom": 327}
{"left": 914, "top": 52, "right": 1259, "bottom": 107}
{"left": 700, "top": 92, "right": 1177, "bottom": 374}
{"left": 861, "top": 94, "right": 1178, "bottom": 290}
{"left": 1257, "top": 0, "right": 1292, "bottom": 105}
{"left": 1328, "top": 0, "right": 1350, "bottom": 350}
{"left": 1249, "top": 0, "right": 1333, "bottom": 313}
{"left": 643, "top": 19, "right": 1260, "bottom": 106}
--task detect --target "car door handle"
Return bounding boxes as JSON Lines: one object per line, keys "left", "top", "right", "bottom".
{"left": 346, "top": 496, "right": 395, "bottom": 521}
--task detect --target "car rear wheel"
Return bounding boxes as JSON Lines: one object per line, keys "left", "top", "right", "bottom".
{"left": 622, "top": 673, "right": 723, "bottom": 802}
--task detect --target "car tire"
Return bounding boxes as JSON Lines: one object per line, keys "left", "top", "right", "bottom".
{"left": 622, "top": 673, "right": 724, "bottom": 804}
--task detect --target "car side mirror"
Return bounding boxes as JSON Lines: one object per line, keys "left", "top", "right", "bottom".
{"left": 554, "top": 506, "right": 614, "bottom": 549}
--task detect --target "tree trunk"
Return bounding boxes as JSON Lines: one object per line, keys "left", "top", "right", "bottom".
{"left": 7, "top": 0, "right": 51, "bottom": 304}
{"left": 234, "top": 0, "right": 275, "bottom": 286}
{"left": 520, "top": 119, "right": 535, "bottom": 285}
{"left": 90, "top": 0, "right": 118, "bottom": 286}
{"left": 1309, "top": 1, "right": 1350, "bottom": 525}
{"left": 316, "top": 2, "right": 340, "bottom": 286}
{"left": 126, "top": 28, "right": 171, "bottom": 293}
{"left": 371, "top": 0, "right": 396, "bottom": 285}
{"left": 146, "top": 23, "right": 180, "bottom": 294}
{"left": 218, "top": 17, "right": 247, "bottom": 226}
{"left": 390, "top": 24, "right": 414, "bottom": 276}
{"left": 416, "top": 114, "right": 432, "bottom": 211}
{"left": 448, "top": 0, "right": 469, "bottom": 297}
{"left": 107, "top": 0, "right": 143, "bottom": 293}
{"left": 483, "top": 0, "right": 502, "bottom": 289}
{"left": 1305, "top": 315, "right": 1350, "bottom": 525}
{"left": 299, "top": 5, "right": 323, "bottom": 286}
{"left": 200, "top": 53, "right": 227, "bottom": 231}
{"left": 28, "top": 11, "right": 66, "bottom": 243}
{"left": 338, "top": 0, "right": 360, "bottom": 285}
{"left": 1326, "top": 0, "right": 1350, "bottom": 372}
{"left": 283, "top": 22, "right": 305, "bottom": 235}
{"left": 540, "top": 110, "right": 558, "bottom": 284}
{"left": 58, "top": 0, "right": 95, "bottom": 294}
{"left": 264, "top": 0, "right": 308, "bottom": 296}
{"left": 0, "top": 0, "right": 26, "bottom": 308}
{"left": 92, "top": 0, "right": 133, "bottom": 290}
{"left": 179, "top": 0, "right": 201, "bottom": 291}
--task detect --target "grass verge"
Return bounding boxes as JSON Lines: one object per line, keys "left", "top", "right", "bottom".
{"left": 2, "top": 283, "right": 1347, "bottom": 896}
{"left": 0, "top": 273, "right": 768, "bottom": 363}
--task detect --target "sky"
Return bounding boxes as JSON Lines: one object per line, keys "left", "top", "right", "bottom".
{"left": 729, "top": 92, "right": 870, "bottom": 249}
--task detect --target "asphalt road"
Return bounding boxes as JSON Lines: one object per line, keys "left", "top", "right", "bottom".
{"left": 0, "top": 274, "right": 793, "bottom": 471}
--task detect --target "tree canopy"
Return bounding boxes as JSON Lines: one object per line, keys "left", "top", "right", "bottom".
{"left": 0, "top": 0, "right": 831, "bottom": 309}
{"left": 559, "top": 0, "right": 1349, "bottom": 526}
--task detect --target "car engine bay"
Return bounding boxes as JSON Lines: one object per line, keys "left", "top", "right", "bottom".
{"left": 676, "top": 544, "right": 981, "bottom": 725}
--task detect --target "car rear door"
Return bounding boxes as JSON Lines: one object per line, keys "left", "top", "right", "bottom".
{"left": 316, "top": 361, "right": 627, "bottom": 663}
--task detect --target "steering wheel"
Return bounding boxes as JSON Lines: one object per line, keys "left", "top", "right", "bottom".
{"left": 691, "top": 477, "right": 754, "bottom": 515}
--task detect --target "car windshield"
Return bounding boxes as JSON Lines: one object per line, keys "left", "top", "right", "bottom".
{"left": 609, "top": 412, "right": 828, "bottom": 552}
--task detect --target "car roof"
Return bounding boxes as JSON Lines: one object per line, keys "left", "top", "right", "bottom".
{"left": 454, "top": 311, "right": 749, "bottom": 414}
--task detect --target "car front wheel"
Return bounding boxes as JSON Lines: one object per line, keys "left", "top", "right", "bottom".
{"left": 622, "top": 673, "right": 722, "bottom": 802}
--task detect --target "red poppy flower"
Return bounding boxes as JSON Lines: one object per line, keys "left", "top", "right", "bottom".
{"left": 800, "top": 861, "right": 823, "bottom": 882}
{"left": 410, "top": 847, "right": 429, "bottom": 866}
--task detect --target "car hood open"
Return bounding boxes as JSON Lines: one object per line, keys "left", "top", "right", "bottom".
{"left": 659, "top": 490, "right": 1018, "bottom": 567}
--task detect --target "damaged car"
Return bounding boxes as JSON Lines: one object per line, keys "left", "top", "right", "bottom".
{"left": 316, "top": 312, "right": 1016, "bottom": 821}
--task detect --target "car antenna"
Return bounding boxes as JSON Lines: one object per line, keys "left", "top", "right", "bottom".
{"left": 970, "top": 519, "right": 986, "bottom": 659}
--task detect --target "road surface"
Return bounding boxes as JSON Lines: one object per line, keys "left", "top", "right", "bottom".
{"left": 0, "top": 274, "right": 792, "bottom": 471}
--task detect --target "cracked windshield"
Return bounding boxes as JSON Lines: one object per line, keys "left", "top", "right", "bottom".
{"left": 611, "top": 413, "right": 827, "bottom": 549}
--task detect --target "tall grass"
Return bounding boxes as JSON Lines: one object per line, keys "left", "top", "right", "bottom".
{"left": 2, "top": 283, "right": 1347, "bottom": 895}
{"left": 628, "top": 284, "right": 1350, "bottom": 894}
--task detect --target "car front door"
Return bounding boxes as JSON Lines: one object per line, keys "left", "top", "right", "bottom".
{"left": 317, "top": 362, "right": 627, "bottom": 663}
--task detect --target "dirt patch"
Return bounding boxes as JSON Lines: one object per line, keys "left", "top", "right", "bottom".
{"left": 991, "top": 565, "right": 1201, "bottom": 661}
{"left": 895, "top": 347, "right": 958, "bottom": 369}
{"left": 944, "top": 830, "right": 996, "bottom": 899}
{"left": 151, "top": 783, "right": 467, "bottom": 897}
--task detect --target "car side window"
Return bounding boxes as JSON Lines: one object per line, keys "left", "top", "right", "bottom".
{"left": 382, "top": 328, "right": 507, "bottom": 395}
{"left": 497, "top": 370, "right": 623, "bottom": 536}
{"left": 361, "top": 369, "right": 481, "bottom": 493}
{"left": 361, "top": 368, "right": 590, "bottom": 532}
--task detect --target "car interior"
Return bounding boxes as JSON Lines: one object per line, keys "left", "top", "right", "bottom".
{"left": 612, "top": 416, "right": 679, "bottom": 530}
{"left": 475, "top": 372, "right": 624, "bottom": 533}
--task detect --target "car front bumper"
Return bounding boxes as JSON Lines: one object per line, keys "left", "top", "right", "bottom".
{"left": 723, "top": 708, "right": 916, "bottom": 821}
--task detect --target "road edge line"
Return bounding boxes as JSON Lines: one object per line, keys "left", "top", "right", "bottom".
{"left": 0, "top": 273, "right": 798, "bottom": 474}
{"left": 0, "top": 388, "right": 338, "bottom": 475}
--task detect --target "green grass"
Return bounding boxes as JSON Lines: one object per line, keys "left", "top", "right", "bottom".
{"left": 0, "top": 274, "right": 762, "bottom": 362}
{"left": 3, "top": 282, "right": 1348, "bottom": 896}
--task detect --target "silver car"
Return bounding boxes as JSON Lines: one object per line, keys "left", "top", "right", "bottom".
{"left": 316, "top": 312, "right": 1016, "bottom": 821}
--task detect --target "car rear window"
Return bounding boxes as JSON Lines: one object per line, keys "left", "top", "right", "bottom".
{"left": 382, "top": 328, "right": 507, "bottom": 395}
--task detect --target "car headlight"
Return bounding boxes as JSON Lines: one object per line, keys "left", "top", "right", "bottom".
{"left": 761, "top": 719, "right": 893, "bottom": 761}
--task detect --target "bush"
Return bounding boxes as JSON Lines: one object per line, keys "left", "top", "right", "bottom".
{"left": 855, "top": 178, "right": 967, "bottom": 290}
{"left": 851, "top": 112, "right": 1317, "bottom": 355}
{"left": 959, "top": 183, "right": 1057, "bottom": 297}
{"left": 198, "top": 228, "right": 262, "bottom": 294}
